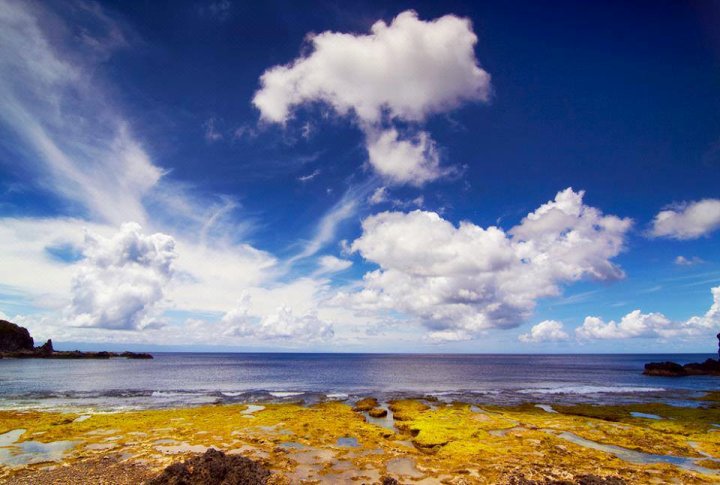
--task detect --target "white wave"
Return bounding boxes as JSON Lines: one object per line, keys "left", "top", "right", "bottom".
{"left": 518, "top": 386, "right": 665, "bottom": 395}
{"left": 269, "top": 392, "right": 304, "bottom": 398}
{"left": 325, "top": 393, "right": 348, "bottom": 400}
{"left": 221, "top": 392, "right": 245, "bottom": 397}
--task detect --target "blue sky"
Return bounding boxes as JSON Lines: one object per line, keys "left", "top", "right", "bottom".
{"left": 0, "top": 0, "right": 718, "bottom": 352}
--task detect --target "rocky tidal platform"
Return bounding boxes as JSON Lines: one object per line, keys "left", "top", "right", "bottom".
{"left": 2, "top": 395, "right": 720, "bottom": 484}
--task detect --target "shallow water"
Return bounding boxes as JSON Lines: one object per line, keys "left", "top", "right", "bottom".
{"left": 0, "top": 431, "right": 78, "bottom": 467}
{"left": 556, "top": 431, "right": 720, "bottom": 475}
{"left": 630, "top": 412, "right": 661, "bottom": 420}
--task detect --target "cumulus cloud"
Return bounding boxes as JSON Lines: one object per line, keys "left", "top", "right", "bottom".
{"left": 342, "top": 188, "right": 632, "bottom": 340}
{"left": 64, "top": 223, "right": 176, "bottom": 330}
{"left": 366, "top": 128, "right": 445, "bottom": 186}
{"left": 576, "top": 286, "right": 720, "bottom": 340}
{"left": 519, "top": 320, "right": 570, "bottom": 343}
{"left": 222, "top": 295, "right": 334, "bottom": 341}
{"left": 253, "top": 10, "right": 491, "bottom": 185}
{"left": 650, "top": 199, "right": 720, "bottom": 240}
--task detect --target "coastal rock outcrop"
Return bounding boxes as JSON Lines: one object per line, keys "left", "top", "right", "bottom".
{"left": 0, "top": 320, "right": 34, "bottom": 352}
{"left": 146, "top": 448, "right": 271, "bottom": 485}
{"left": 643, "top": 359, "right": 720, "bottom": 377}
{"left": 0, "top": 320, "right": 153, "bottom": 359}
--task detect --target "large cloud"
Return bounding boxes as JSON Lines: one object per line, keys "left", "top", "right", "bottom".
{"left": 343, "top": 188, "right": 632, "bottom": 341}
{"left": 650, "top": 199, "right": 720, "bottom": 240}
{"left": 519, "top": 320, "right": 570, "bottom": 343}
{"left": 576, "top": 286, "right": 720, "bottom": 340}
{"left": 221, "top": 294, "right": 334, "bottom": 341}
{"left": 64, "top": 223, "right": 176, "bottom": 330}
{"left": 253, "top": 10, "right": 491, "bottom": 185}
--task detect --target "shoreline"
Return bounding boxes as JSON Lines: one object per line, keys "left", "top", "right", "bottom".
{"left": 2, "top": 395, "right": 720, "bottom": 484}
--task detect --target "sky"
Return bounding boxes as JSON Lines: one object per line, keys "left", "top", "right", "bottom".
{"left": 0, "top": 0, "right": 719, "bottom": 353}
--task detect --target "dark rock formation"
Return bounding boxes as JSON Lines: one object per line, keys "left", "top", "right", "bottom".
{"left": 352, "top": 397, "right": 379, "bottom": 412}
{"left": 381, "top": 478, "right": 399, "bottom": 485}
{"left": 0, "top": 320, "right": 153, "bottom": 359}
{"left": 146, "top": 448, "right": 271, "bottom": 485}
{"left": 0, "top": 320, "right": 34, "bottom": 352}
{"left": 37, "top": 339, "right": 54, "bottom": 356}
{"left": 505, "top": 474, "right": 625, "bottom": 485}
{"left": 368, "top": 407, "right": 388, "bottom": 418}
{"left": 643, "top": 359, "right": 720, "bottom": 377}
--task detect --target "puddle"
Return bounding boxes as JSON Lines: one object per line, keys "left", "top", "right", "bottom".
{"left": 0, "top": 429, "right": 26, "bottom": 447}
{"left": 630, "top": 412, "right": 661, "bottom": 420}
{"left": 470, "top": 405, "right": 483, "bottom": 413}
{"left": 535, "top": 404, "right": 557, "bottom": 413}
{"left": 0, "top": 439, "right": 78, "bottom": 466}
{"left": 362, "top": 404, "right": 397, "bottom": 432}
{"left": 555, "top": 431, "right": 720, "bottom": 475}
{"left": 336, "top": 437, "right": 359, "bottom": 447}
{"left": 279, "top": 441, "right": 306, "bottom": 450}
{"left": 240, "top": 405, "right": 265, "bottom": 415}
{"left": 228, "top": 445, "right": 269, "bottom": 459}
{"left": 386, "top": 457, "right": 424, "bottom": 478}
{"left": 73, "top": 415, "right": 91, "bottom": 423}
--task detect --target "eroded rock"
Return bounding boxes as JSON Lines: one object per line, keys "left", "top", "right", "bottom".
{"left": 146, "top": 448, "right": 271, "bottom": 485}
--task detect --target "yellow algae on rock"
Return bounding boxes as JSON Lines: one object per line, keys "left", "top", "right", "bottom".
{"left": 1, "top": 400, "right": 720, "bottom": 484}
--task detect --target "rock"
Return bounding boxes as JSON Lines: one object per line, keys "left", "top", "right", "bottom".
{"left": 504, "top": 474, "right": 625, "bottom": 485}
{"left": 368, "top": 407, "right": 388, "bottom": 418}
{"left": 644, "top": 359, "right": 720, "bottom": 377}
{"left": 643, "top": 361, "right": 687, "bottom": 377}
{"left": 353, "top": 397, "right": 379, "bottom": 412}
{"left": 0, "top": 320, "right": 34, "bottom": 352}
{"left": 683, "top": 358, "right": 720, "bottom": 376}
{"left": 121, "top": 351, "right": 154, "bottom": 359}
{"left": 381, "top": 477, "right": 399, "bottom": 485}
{"left": 146, "top": 448, "right": 271, "bottom": 485}
{"left": 37, "top": 339, "right": 54, "bottom": 356}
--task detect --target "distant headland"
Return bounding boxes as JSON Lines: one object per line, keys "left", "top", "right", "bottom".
{"left": 643, "top": 333, "right": 720, "bottom": 377}
{"left": 0, "top": 320, "right": 152, "bottom": 359}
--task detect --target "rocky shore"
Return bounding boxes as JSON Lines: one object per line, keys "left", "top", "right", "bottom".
{"left": 2, "top": 395, "right": 720, "bottom": 484}
{"left": 0, "top": 320, "right": 152, "bottom": 359}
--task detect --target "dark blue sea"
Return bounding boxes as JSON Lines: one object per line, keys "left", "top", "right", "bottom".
{"left": 0, "top": 353, "right": 717, "bottom": 411}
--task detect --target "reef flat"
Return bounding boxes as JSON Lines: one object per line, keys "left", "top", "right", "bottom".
{"left": 2, "top": 395, "right": 720, "bottom": 484}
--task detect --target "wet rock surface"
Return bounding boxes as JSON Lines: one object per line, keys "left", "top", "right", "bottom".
{"left": 146, "top": 448, "right": 271, "bottom": 485}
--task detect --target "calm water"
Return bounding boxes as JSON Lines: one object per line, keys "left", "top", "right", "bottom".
{"left": 0, "top": 353, "right": 717, "bottom": 411}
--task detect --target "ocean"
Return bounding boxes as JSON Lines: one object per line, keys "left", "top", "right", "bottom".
{"left": 0, "top": 353, "right": 717, "bottom": 411}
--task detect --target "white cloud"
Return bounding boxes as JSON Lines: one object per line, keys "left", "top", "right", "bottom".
{"left": 519, "top": 320, "right": 570, "bottom": 343}
{"left": 576, "top": 286, "right": 720, "bottom": 339}
{"left": 341, "top": 188, "right": 632, "bottom": 339}
{"left": 298, "top": 169, "right": 321, "bottom": 182}
{"left": 369, "top": 187, "right": 389, "bottom": 205}
{"left": 64, "top": 223, "right": 176, "bottom": 330}
{"left": 316, "top": 255, "right": 352, "bottom": 275}
{"left": 221, "top": 294, "right": 334, "bottom": 341}
{"left": 366, "top": 128, "right": 444, "bottom": 186}
{"left": 253, "top": 10, "right": 491, "bottom": 185}
{"left": 650, "top": 199, "right": 720, "bottom": 240}
{"left": 675, "top": 255, "right": 704, "bottom": 266}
